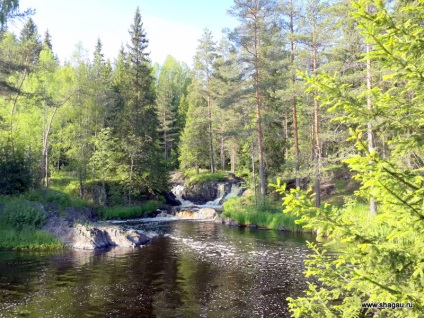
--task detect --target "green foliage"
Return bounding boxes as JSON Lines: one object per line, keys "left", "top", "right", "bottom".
{"left": 22, "top": 189, "right": 88, "bottom": 210}
{"left": 0, "top": 145, "right": 32, "bottom": 195}
{"left": 99, "top": 200, "right": 161, "bottom": 220}
{"left": 186, "top": 172, "right": 227, "bottom": 186}
{"left": 222, "top": 196, "right": 303, "bottom": 232}
{"left": 0, "top": 224, "right": 62, "bottom": 250}
{"left": 0, "top": 196, "right": 62, "bottom": 249}
{"left": 281, "top": 1, "right": 424, "bottom": 316}
{"left": 156, "top": 55, "right": 191, "bottom": 169}
{"left": 0, "top": 197, "right": 45, "bottom": 230}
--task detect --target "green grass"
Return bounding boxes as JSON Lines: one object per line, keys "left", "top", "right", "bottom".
{"left": 333, "top": 201, "right": 393, "bottom": 239}
{"left": 22, "top": 188, "right": 89, "bottom": 209}
{"left": 0, "top": 197, "right": 63, "bottom": 250}
{"left": 0, "top": 225, "right": 63, "bottom": 250}
{"left": 222, "top": 196, "right": 304, "bottom": 232}
{"left": 186, "top": 172, "right": 227, "bottom": 186}
{"left": 99, "top": 200, "right": 162, "bottom": 220}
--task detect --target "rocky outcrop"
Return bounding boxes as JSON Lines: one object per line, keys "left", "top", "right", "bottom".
{"left": 44, "top": 217, "right": 157, "bottom": 250}
{"left": 214, "top": 215, "right": 240, "bottom": 227}
{"left": 197, "top": 208, "right": 217, "bottom": 219}
{"left": 181, "top": 181, "right": 229, "bottom": 204}
{"left": 175, "top": 208, "right": 217, "bottom": 220}
{"left": 164, "top": 191, "right": 181, "bottom": 206}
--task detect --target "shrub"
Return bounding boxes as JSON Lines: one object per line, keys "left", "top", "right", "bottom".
{"left": 0, "top": 146, "right": 33, "bottom": 195}
{"left": 22, "top": 189, "right": 88, "bottom": 209}
{"left": 0, "top": 198, "right": 46, "bottom": 230}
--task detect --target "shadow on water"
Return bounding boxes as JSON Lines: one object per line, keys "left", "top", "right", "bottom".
{"left": 0, "top": 221, "right": 314, "bottom": 317}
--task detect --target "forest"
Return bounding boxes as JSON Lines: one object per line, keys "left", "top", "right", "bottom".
{"left": 0, "top": 0, "right": 423, "bottom": 317}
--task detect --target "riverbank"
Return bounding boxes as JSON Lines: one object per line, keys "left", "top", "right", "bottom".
{"left": 220, "top": 196, "right": 305, "bottom": 232}
{"left": 0, "top": 189, "right": 163, "bottom": 250}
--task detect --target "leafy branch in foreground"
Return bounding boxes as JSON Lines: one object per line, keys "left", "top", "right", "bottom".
{"left": 280, "top": 1, "right": 424, "bottom": 317}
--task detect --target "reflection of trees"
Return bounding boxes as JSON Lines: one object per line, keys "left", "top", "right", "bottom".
{"left": 1, "top": 221, "right": 312, "bottom": 317}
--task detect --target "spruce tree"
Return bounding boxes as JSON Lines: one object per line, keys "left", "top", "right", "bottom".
{"left": 43, "top": 29, "right": 52, "bottom": 51}
{"left": 119, "top": 7, "right": 168, "bottom": 199}
{"left": 284, "top": 1, "right": 424, "bottom": 316}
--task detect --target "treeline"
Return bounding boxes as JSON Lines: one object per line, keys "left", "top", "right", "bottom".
{"left": 1, "top": 0, "right": 423, "bottom": 208}
{"left": 175, "top": 0, "right": 423, "bottom": 205}
{"left": 0, "top": 7, "right": 192, "bottom": 204}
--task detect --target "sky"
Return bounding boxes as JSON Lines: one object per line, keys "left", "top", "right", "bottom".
{"left": 9, "top": 0, "right": 238, "bottom": 66}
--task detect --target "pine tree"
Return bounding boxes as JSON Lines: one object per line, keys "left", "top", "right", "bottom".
{"left": 228, "top": 0, "right": 283, "bottom": 199}
{"left": 156, "top": 55, "right": 190, "bottom": 169}
{"left": 192, "top": 29, "right": 217, "bottom": 173}
{"left": 211, "top": 38, "right": 245, "bottom": 173}
{"left": 0, "top": 0, "right": 33, "bottom": 31}
{"left": 298, "top": 0, "right": 336, "bottom": 206}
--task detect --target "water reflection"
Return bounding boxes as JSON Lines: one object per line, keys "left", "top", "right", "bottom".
{"left": 0, "top": 221, "right": 312, "bottom": 317}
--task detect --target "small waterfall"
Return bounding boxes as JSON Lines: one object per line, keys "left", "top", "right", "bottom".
{"left": 171, "top": 182, "right": 244, "bottom": 209}
{"left": 223, "top": 183, "right": 243, "bottom": 201}
{"left": 203, "top": 183, "right": 226, "bottom": 207}
{"left": 172, "top": 185, "right": 194, "bottom": 207}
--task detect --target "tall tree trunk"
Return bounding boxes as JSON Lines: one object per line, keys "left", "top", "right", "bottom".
{"left": 313, "top": 29, "right": 321, "bottom": 208}
{"left": 41, "top": 105, "right": 59, "bottom": 187}
{"left": 9, "top": 68, "right": 27, "bottom": 143}
{"left": 195, "top": 155, "right": 199, "bottom": 175}
{"left": 366, "top": 4, "right": 377, "bottom": 215}
{"left": 284, "top": 112, "right": 289, "bottom": 161}
{"left": 251, "top": 141, "right": 257, "bottom": 206}
{"left": 207, "top": 95, "right": 215, "bottom": 173}
{"left": 290, "top": 0, "right": 300, "bottom": 189}
{"left": 221, "top": 133, "right": 225, "bottom": 170}
{"left": 230, "top": 143, "right": 236, "bottom": 173}
{"left": 129, "top": 155, "right": 134, "bottom": 206}
{"left": 254, "top": 19, "right": 266, "bottom": 200}
{"left": 163, "top": 103, "right": 168, "bottom": 165}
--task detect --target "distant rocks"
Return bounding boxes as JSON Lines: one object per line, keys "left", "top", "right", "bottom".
{"left": 175, "top": 208, "right": 217, "bottom": 220}
{"left": 44, "top": 217, "right": 157, "bottom": 250}
{"left": 197, "top": 208, "right": 217, "bottom": 219}
{"left": 215, "top": 216, "right": 240, "bottom": 227}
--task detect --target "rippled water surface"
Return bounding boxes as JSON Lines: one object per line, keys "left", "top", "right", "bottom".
{"left": 0, "top": 221, "right": 313, "bottom": 317}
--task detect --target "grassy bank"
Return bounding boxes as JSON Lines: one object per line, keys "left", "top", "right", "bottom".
{"left": 99, "top": 200, "right": 162, "bottom": 220}
{"left": 222, "top": 196, "right": 304, "bottom": 232}
{"left": 0, "top": 197, "right": 63, "bottom": 250}
{"left": 0, "top": 225, "right": 62, "bottom": 250}
{"left": 185, "top": 171, "right": 227, "bottom": 186}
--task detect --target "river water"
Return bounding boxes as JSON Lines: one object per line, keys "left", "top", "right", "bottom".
{"left": 0, "top": 220, "right": 313, "bottom": 317}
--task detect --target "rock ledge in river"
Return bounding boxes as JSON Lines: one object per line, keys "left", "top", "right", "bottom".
{"left": 175, "top": 208, "right": 217, "bottom": 219}
{"left": 44, "top": 217, "right": 157, "bottom": 250}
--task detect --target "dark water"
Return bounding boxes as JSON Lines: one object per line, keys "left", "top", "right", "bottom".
{"left": 0, "top": 221, "right": 313, "bottom": 317}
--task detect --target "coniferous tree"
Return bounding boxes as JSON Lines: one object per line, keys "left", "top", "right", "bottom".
{"left": 118, "top": 7, "right": 168, "bottom": 200}
{"left": 0, "top": 0, "right": 33, "bottom": 31}
{"left": 43, "top": 29, "right": 52, "bottom": 51}
{"left": 228, "top": 0, "right": 283, "bottom": 199}
{"left": 156, "top": 55, "right": 190, "bottom": 169}
{"left": 285, "top": 1, "right": 424, "bottom": 315}
{"left": 191, "top": 29, "right": 217, "bottom": 173}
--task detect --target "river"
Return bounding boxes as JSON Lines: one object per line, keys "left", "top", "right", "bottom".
{"left": 0, "top": 220, "right": 313, "bottom": 317}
